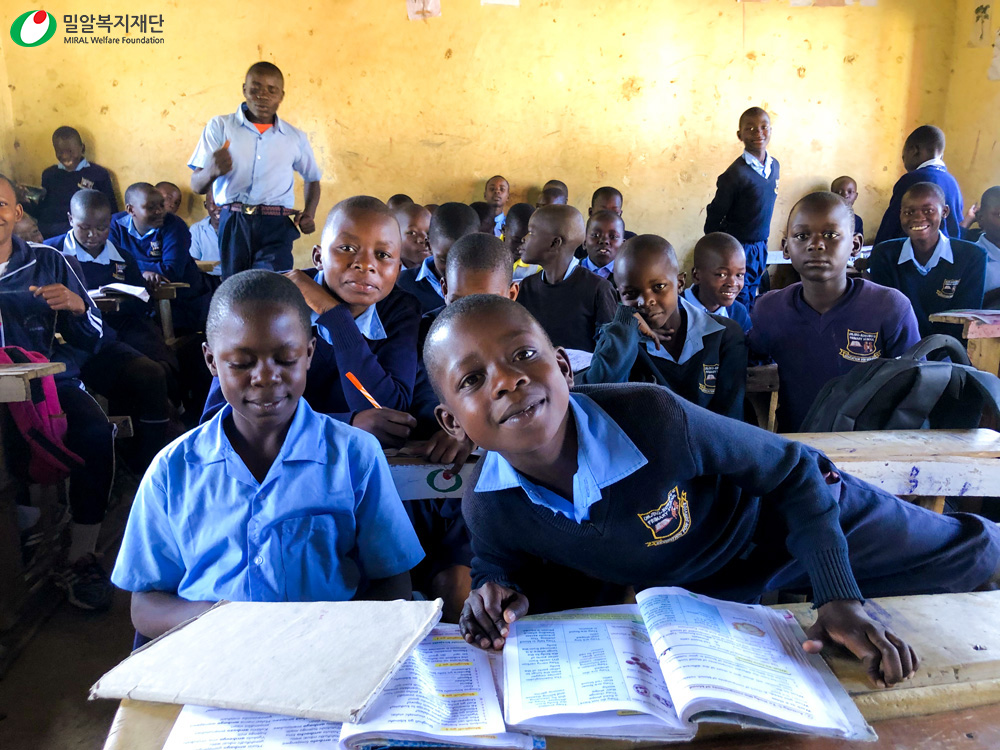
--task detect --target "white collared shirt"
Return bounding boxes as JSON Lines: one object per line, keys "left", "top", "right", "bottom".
{"left": 61, "top": 231, "right": 129, "bottom": 265}
{"left": 898, "top": 232, "right": 953, "bottom": 276}
{"left": 916, "top": 157, "right": 947, "bottom": 170}
{"left": 742, "top": 150, "right": 774, "bottom": 179}
{"left": 312, "top": 303, "right": 387, "bottom": 345}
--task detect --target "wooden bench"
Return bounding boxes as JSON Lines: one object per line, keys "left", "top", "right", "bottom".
{"left": 928, "top": 309, "right": 1000, "bottom": 377}
{"left": 194, "top": 260, "right": 220, "bottom": 274}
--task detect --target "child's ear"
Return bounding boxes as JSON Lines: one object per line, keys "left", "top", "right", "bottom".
{"left": 435, "top": 404, "right": 469, "bottom": 442}
{"left": 691, "top": 267, "right": 701, "bottom": 283}
{"left": 851, "top": 233, "right": 863, "bottom": 257}
{"left": 781, "top": 236, "right": 790, "bottom": 260}
{"left": 553, "top": 346, "right": 574, "bottom": 388}
{"left": 507, "top": 282, "right": 519, "bottom": 301}
{"left": 942, "top": 204, "right": 951, "bottom": 220}
{"left": 440, "top": 275, "right": 449, "bottom": 299}
{"left": 305, "top": 336, "right": 317, "bottom": 368}
{"left": 311, "top": 244, "right": 323, "bottom": 270}
{"left": 676, "top": 271, "right": 687, "bottom": 292}
{"left": 202, "top": 341, "right": 219, "bottom": 378}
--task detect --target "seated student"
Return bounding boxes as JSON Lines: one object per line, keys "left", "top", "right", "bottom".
{"left": 972, "top": 186, "right": 1000, "bottom": 308}
{"left": 155, "top": 181, "right": 184, "bottom": 218}
{"left": 684, "top": 232, "right": 752, "bottom": 334}
{"left": 516, "top": 205, "right": 616, "bottom": 353}
{"left": 204, "top": 196, "right": 421, "bottom": 448}
{"left": 189, "top": 192, "right": 223, "bottom": 278}
{"left": 14, "top": 212, "right": 44, "bottom": 244}
{"left": 484, "top": 175, "right": 510, "bottom": 237}
{"left": 750, "top": 193, "right": 921, "bottom": 433}
{"left": 36, "top": 126, "right": 119, "bottom": 238}
{"left": 578, "top": 235, "right": 747, "bottom": 421}
{"left": 535, "top": 187, "right": 567, "bottom": 208}
{"left": 574, "top": 186, "right": 637, "bottom": 260}
{"left": 867, "top": 182, "right": 987, "bottom": 338}
{"left": 504, "top": 203, "right": 541, "bottom": 282}
{"left": 397, "top": 202, "right": 480, "bottom": 314}
{"left": 394, "top": 202, "right": 432, "bottom": 270}
{"left": 831, "top": 175, "right": 864, "bottom": 240}
{"left": 424, "top": 295, "right": 1000, "bottom": 688}
{"left": 0, "top": 175, "right": 116, "bottom": 611}
{"left": 580, "top": 210, "right": 625, "bottom": 283}
{"left": 110, "top": 182, "right": 210, "bottom": 332}
{"left": 387, "top": 193, "right": 414, "bottom": 210}
{"left": 874, "top": 126, "right": 965, "bottom": 246}
{"left": 543, "top": 179, "right": 568, "bottom": 201}
{"left": 112, "top": 270, "right": 424, "bottom": 639}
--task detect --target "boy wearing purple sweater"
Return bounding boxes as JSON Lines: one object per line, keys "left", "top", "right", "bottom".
{"left": 750, "top": 192, "right": 921, "bottom": 432}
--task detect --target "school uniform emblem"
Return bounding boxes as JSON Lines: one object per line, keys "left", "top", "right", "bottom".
{"left": 638, "top": 486, "right": 691, "bottom": 547}
{"left": 839, "top": 330, "right": 880, "bottom": 363}
{"left": 936, "top": 279, "right": 960, "bottom": 299}
{"left": 149, "top": 240, "right": 162, "bottom": 258}
{"left": 78, "top": 177, "right": 95, "bottom": 190}
{"left": 112, "top": 263, "right": 126, "bottom": 281}
{"left": 699, "top": 364, "right": 719, "bottom": 394}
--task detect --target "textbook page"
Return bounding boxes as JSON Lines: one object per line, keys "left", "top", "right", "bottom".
{"left": 503, "top": 610, "right": 693, "bottom": 740}
{"left": 91, "top": 283, "right": 150, "bottom": 301}
{"left": 635, "top": 587, "right": 874, "bottom": 740}
{"left": 341, "top": 626, "right": 533, "bottom": 749}
{"left": 162, "top": 705, "right": 341, "bottom": 749}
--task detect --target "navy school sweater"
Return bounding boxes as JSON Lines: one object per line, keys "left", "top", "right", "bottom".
{"left": 462, "top": 383, "right": 864, "bottom": 608}
{"left": 395, "top": 265, "right": 445, "bottom": 315}
{"left": 577, "top": 304, "right": 747, "bottom": 421}
{"left": 704, "top": 155, "right": 780, "bottom": 245}
{"left": 0, "top": 237, "right": 103, "bottom": 382}
{"left": 873, "top": 165, "right": 965, "bottom": 246}
{"left": 410, "top": 305, "right": 444, "bottom": 437}
{"left": 36, "top": 162, "right": 119, "bottom": 238}
{"left": 867, "top": 237, "right": 986, "bottom": 338}
{"left": 516, "top": 265, "right": 618, "bottom": 353}
{"left": 202, "top": 280, "right": 421, "bottom": 424}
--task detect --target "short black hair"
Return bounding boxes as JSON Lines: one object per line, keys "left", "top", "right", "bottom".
{"left": 69, "top": 189, "right": 111, "bottom": 216}
{"left": 739, "top": 107, "right": 769, "bottom": 127}
{"left": 905, "top": 125, "right": 945, "bottom": 154}
{"left": 980, "top": 186, "right": 1000, "bottom": 210}
{"left": 155, "top": 181, "right": 181, "bottom": 192}
{"left": 902, "top": 181, "right": 947, "bottom": 206}
{"left": 387, "top": 194, "right": 414, "bottom": 209}
{"left": 485, "top": 175, "right": 508, "bottom": 188}
{"left": 586, "top": 209, "right": 624, "bottom": 233}
{"left": 432, "top": 202, "right": 482, "bottom": 244}
{"left": 543, "top": 179, "right": 568, "bottom": 197}
{"left": 206, "top": 269, "right": 312, "bottom": 345}
{"left": 617, "top": 234, "right": 679, "bottom": 273}
{"left": 124, "top": 182, "right": 157, "bottom": 206}
{"left": 786, "top": 191, "right": 855, "bottom": 231}
{"left": 591, "top": 186, "right": 623, "bottom": 207}
{"left": 52, "top": 126, "right": 83, "bottom": 145}
{"left": 505, "top": 202, "right": 534, "bottom": 229}
{"left": 693, "top": 232, "right": 744, "bottom": 268}
{"left": 831, "top": 175, "right": 857, "bottom": 190}
{"left": 469, "top": 201, "right": 492, "bottom": 224}
{"left": 538, "top": 187, "right": 567, "bottom": 205}
{"left": 322, "top": 195, "right": 396, "bottom": 240}
{"left": 0, "top": 173, "right": 18, "bottom": 198}
{"left": 445, "top": 233, "right": 514, "bottom": 284}
{"left": 246, "top": 61, "right": 283, "bottom": 83}
{"left": 423, "top": 294, "right": 547, "bottom": 400}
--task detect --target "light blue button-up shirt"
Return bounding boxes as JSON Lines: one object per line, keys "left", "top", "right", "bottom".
{"left": 683, "top": 286, "right": 730, "bottom": 319}
{"left": 60, "top": 231, "right": 129, "bottom": 266}
{"left": 58, "top": 158, "right": 90, "bottom": 172}
{"left": 976, "top": 235, "right": 1000, "bottom": 293}
{"left": 415, "top": 255, "right": 445, "bottom": 301}
{"left": 645, "top": 295, "right": 726, "bottom": 365}
{"left": 111, "top": 399, "right": 424, "bottom": 602}
{"left": 189, "top": 216, "right": 221, "bottom": 275}
{"left": 123, "top": 214, "right": 157, "bottom": 241}
{"left": 494, "top": 213, "right": 505, "bottom": 238}
{"left": 742, "top": 150, "right": 774, "bottom": 179}
{"left": 581, "top": 255, "right": 613, "bottom": 280}
{"left": 188, "top": 103, "right": 322, "bottom": 209}
{"left": 312, "top": 302, "right": 387, "bottom": 346}
{"left": 474, "top": 393, "right": 648, "bottom": 523}
{"left": 897, "top": 232, "right": 953, "bottom": 276}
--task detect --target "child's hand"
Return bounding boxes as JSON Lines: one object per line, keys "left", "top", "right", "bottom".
{"left": 29, "top": 284, "right": 86, "bottom": 315}
{"left": 351, "top": 408, "right": 416, "bottom": 448}
{"left": 804, "top": 599, "right": 917, "bottom": 688}
{"left": 460, "top": 583, "right": 530, "bottom": 650}
{"left": 294, "top": 211, "right": 317, "bottom": 235}
{"left": 961, "top": 203, "right": 979, "bottom": 229}
{"left": 284, "top": 270, "right": 338, "bottom": 314}
{"left": 211, "top": 140, "right": 233, "bottom": 177}
{"left": 142, "top": 271, "right": 169, "bottom": 290}
{"left": 422, "top": 430, "right": 474, "bottom": 475}
{"left": 633, "top": 312, "right": 674, "bottom": 351}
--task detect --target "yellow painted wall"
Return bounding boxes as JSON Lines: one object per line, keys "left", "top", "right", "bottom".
{"left": 1, "top": 0, "right": 960, "bottom": 268}
{"left": 945, "top": 0, "right": 1000, "bottom": 212}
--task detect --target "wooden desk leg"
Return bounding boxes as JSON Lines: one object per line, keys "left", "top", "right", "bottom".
{"left": 157, "top": 298, "right": 175, "bottom": 343}
{"left": 907, "top": 495, "right": 946, "bottom": 514}
{"left": 968, "top": 338, "right": 1000, "bottom": 378}
{"left": 766, "top": 392, "right": 778, "bottom": 433}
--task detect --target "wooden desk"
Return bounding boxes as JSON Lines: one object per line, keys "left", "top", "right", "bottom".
{"left": 194, "top": 260, "right": 220, "bottom": 273}
{"left": 151, "top": 282, "right": 191, "bottom": 342}
{"left": 746, "top": 364, "right": 779, "bottom": 432}
{"left": 91, "top": 295, "right": 122, "bottom": 314}
{"left": 0, "top": 361, "right": 66, "bottom": 403}
{"left": 928, "top": 310, "right": 1000, "bottom": 377}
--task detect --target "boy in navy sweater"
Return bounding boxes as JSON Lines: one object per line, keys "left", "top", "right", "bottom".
{"left": 705, "top": 107, "right": 779, "bottom": 309}
{"left": 868, "top": 183, "right": 986, "bottom": 338}
{"left": 36, "top": 126, "right": 118, "bottom": 238}
{"left": 203, "top": 196, "right": 421, "bottom": 449}
{"left": 684, "top": 232, "right": 752, "bottom": 334}
{"left": 832, "top": 176, "right": 864, "bottom": 240}
{"left": 423, "top": 294, "right": 1000, "bottom": 687}
{"left": 751, "top": 193, "right": 921, "bottom": 432}
{"left": 397, "top": 202, "right": 480, "bottom": 314}
{"left": 578, "top": 235, "right": 746, "bottom": 421}
{"left": 0, "top": 175, "right": 116, "bottom": 611}
{"left": 874, "top": 126, "right": 965, "bottom": 246}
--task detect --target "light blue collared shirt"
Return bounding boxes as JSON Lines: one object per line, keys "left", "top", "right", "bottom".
{"left": 542, "top": 256, "right": 580, "bottom": 284}
{"left": 123, "top": 214, "right": 157, "bottom": 241}
{"left": 415, "top": 255, "right": 445, "bottom": 301}
{"left": 111, "top": 399, "right": 424, "bottom": 602}
{"left": 494, "top": 213, "right": 505, "bottom": 238}
{"left": 189, "top": 216, "right": 221, "bottom": 275}
{"left": 312, "top": 302, "right": 387, "bottom": 346}
{"left": 60, "top": 231, "right": 129, "bottom": 266}
{"left": 898, "top": 232, "right": 953, "bottom": 276}
{"left": 683, "top": 286, "right": 730, "bottom": 319}
{"left": 474, "top": 393, "right": 648, "bottom": 523}
{"left": 188, "top": 103, "right": 322, "bottom": 209}
{"left": 976, "top": 235, "right": 1000, "bottom": 293}
{"left": 742, "top": 150, "right": 774, "bottom": 179}
{"left": 581, "top": 255, "right": 613, "bottom": 280}
{"left": 57, "top": 158, "right": 90, "bottom": 172}
{"left": 645, "top": 295, "right": 726, "bottom": 365}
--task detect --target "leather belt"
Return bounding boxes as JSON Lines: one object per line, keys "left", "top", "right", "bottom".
{"left": 223, "top": 202, "right": 298, "bottom": 217}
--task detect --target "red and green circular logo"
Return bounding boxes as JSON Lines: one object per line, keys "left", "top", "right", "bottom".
{"left": 11, "top": 10, "right": 57, "bottom": 47}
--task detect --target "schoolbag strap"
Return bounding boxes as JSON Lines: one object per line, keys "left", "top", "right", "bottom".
{"left": 960, "top": 366, "right": 1000, "bottom": 419}
{"left": 883, "top": 363, "right": 953, "bottom": 429}
{"left": 826, "top": 360, "right": 913, "bottom": 431}
{"left": 904, "top": 334, "right": 972, "bottom": 366}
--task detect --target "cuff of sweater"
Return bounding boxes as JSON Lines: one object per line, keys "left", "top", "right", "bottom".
{"left": 316, "top": 304, "right": 363, "bottom": 349}
{"left": 612, "top": 304, "right": 638, "bottom": 327}
{"left": 803, "top": 546, "right": 864, "bottom": 608}
{"left": 472, "top": 574, "right": 523, "bottom": 594}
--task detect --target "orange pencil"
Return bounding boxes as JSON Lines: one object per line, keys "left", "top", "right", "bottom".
{"left": 346, "top": 372, "right": 382, "bottom": 409}
{"left": 222, "top": 139, "right": 230, "bottom": 149}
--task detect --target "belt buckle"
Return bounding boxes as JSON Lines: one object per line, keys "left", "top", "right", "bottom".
{"left": 242, "top": 204, "right": 257, "bottom": 215}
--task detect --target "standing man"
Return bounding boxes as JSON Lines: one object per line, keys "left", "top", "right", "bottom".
{"left": 189, "top": 61, "right": 321, "bottom": 278}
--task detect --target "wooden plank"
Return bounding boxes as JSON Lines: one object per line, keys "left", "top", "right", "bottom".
{"left": 746, "top": 364, "right": 779, "bottom": 393}
{"left": 788, "top": 429, "right": 1000, "bottom": 460}
{"left": 835, "top": 457, "right": 1000, "bottom": 497}
{"left": 967, "top": 337, "right": 1000, "bottom": 377}
{"left": 928, "top": 310, "right": 1000, "bottom": 330}
{"left": 195, "top": 260, "right": 220, "bottom": 273}
{"left": 0, "top": 362, "right": 66, "bottom": 403}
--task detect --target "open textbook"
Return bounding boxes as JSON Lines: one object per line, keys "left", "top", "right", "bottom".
{"left": 503, "top": 587, "right": 875, "bottom": 742}
{"left": 88, "top": 282, "right": 150, "bottom": 302}
{"left": 163, "top": 626, "right": 538, "bottom": 750}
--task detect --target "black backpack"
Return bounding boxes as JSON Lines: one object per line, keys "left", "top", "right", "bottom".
{"left": 799, "top": 335, "right": 1000, "bottom": 432}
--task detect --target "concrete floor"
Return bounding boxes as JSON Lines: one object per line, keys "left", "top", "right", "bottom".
{"left": 0, "top": 559, "right": 134, "bottom": 750}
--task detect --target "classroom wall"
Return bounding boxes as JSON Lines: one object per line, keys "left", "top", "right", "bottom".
{"left": 0, "top": 0, "right": 961, "bottom": 267}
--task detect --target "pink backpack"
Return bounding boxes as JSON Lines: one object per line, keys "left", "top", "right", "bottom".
{"left": 0, "top": 347, "right": 83, "bottom": 483}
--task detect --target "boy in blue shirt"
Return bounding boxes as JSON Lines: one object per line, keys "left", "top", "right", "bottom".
{"left": 705, "top": 107, "right": 779, "bottom": 310}
{"left": 36, "top": 126, "right": 118, "bottom": 238}
{"left": 868, "top": 182, "right": 986, "bottom": 338}
{"left": 751, "top": 193, "right": 921, "bottom": 432}
{"left": 423, "top": 294, "right": 1000, "bottom": 687}
{"left": 484, "top": 176, "right": 509, "bottom": 237}
{"left": 832, "top": 176, "right": 864, "bottom": 240}
{"left": 189, "top": 62, "right": 321, "bottom": 278}
{"left": 189, "top": 193, "right": 223, "bottom": 279}
{"left": 580, "top": 210, "right": 625, "bottom": 283}
{"left": 684, "top": 232, "right": 752, "bottom": 334}
{"left": 874, "top": 126, "right": 965, "bottom": 246}
{"left": 112, "top": 270, "right": 424, "bottom": 639}
{"left": 578, "top": 235, "right": 747, "bottom": 421}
